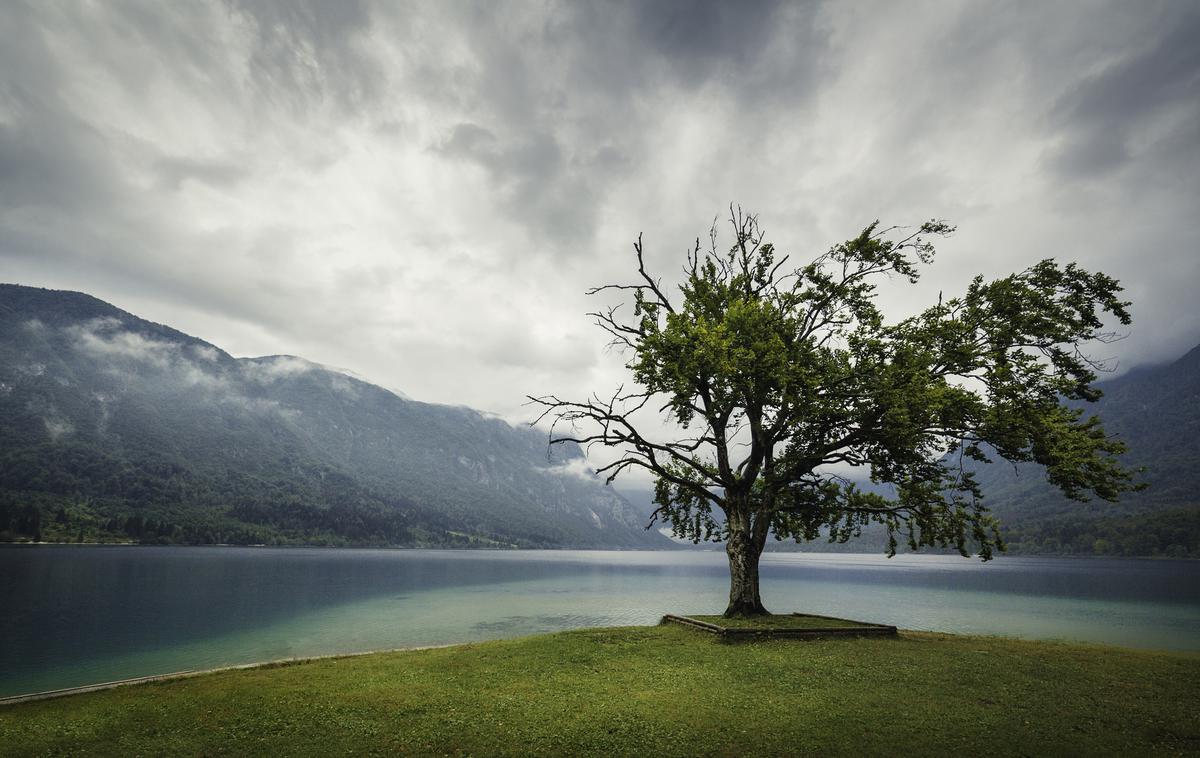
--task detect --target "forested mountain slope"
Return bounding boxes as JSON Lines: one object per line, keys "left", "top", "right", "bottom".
{"left": 976, "top": 343, "right": 1200, "bottom": 555}
{"left": 0, "top": 284, "right": 667, "bottom": 548}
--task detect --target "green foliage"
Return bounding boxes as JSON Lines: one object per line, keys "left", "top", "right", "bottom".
{"left": 954, "top": 341, "right": 1199, "bottom": 527}
{"left": 2, "top": 626, "right": 1197, "bottom": 756}
{"left": 1002, "top": 506, "right": 1200, "bottom": 558}
{"left": 536, "top": 210, "right": 1137, "bottom": 564}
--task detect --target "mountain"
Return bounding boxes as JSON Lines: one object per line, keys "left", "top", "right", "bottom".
{"left": 972, "top": 344, "right": 1200, "bottom": 555}
{"left": 0, "top": 284, "right": 669, "bottom": 549}
{"left": 972, "top": 345, "right": 1200, "bottom": 513}
{"left": 3, "top": 282, "right": 1195, "bottom": 556}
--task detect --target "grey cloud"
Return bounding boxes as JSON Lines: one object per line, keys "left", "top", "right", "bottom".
{"left": 624, "top": 0, "right": 815, "bottom": 90}
{"left": 629, "top": 0, "right": 782, "bottom": 69}
{"left": 68, "top": 318, "right": 180, "bottom": 370}
{"left": 328, "top": 374, "right": 360, "bottom": 399}
{"left": 154, "top": 156, "right": 251, "bottom": 191}
{"left": 505, "top": 133, "right": 564, "bottom": 182}
{"left": 241, "top": 355, "right": 320, "bottom": 383}
{"left": 242, "top": 356, "right": 365, "bottom": 400}
{"left": 0, "top": 92, "right": 125, "bottom": 214}
{"left": 226, "top": 0, "right": 383, "bottom": 112}
{"left": 546, "top": 0, "right": 825, "bottom": 99}
{"left": 435, "top": 122, "right": 596, "bottom": 244}
{"left": 60, "top": 320, "right": 316, "bottom": 417}
{"left": 587, "top": 144, "right": 630, "bottom": 169}
{"left": 540, "top": 458, "right": 598, "bottom": 481}
{"left": 1048, "top": 5, "right": 1200, "bottom": 179}
{"left": 43, "top": 415, "right": 74, "bottom": 441}
{"left": 66, "top": 319, "right": 234, "bottom": 393}
{"left": 0, "top": 0, "right": 388, "bottom": 345}
{"left": 476, "top": 325, "right": 597, "bottom": 373}
{"left": 380, "top": 0, "right": 830, "bottom": 254}
{"left": 192, "top": 345, "right": 222, "bottom": 363}
{"left": 437, "top": 123, "right": 497, "bottom": 158}
{"left": 429, "top": 0, "right": 828, "bottom": 246}
{"left": 1, "top": 0, "right": 1196, "bottom": 423}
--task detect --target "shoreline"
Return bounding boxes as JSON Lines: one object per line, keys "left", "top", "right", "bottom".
{"left": 0, "top": 642, "right": 466, "bottom": 707}
{"left": 5, "top": 626, "right": 1195, "bottom": 755}
{"left": 5, "top": 621, "right": 1199, "bottom": 707}
{"left": 0, "top": 541, "right": 1194, "bottom": 561}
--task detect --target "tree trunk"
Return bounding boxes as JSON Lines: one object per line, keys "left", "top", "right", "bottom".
{"left": 724, "top": 508, "right": 768, "bottom": 617}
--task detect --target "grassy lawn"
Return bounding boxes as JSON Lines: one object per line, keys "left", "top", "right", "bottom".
{"left": 688, "top": 613, "right": 878, "bottom": 629}
{"left": 2, "top": 625, "right": 1198, "bottom": 756}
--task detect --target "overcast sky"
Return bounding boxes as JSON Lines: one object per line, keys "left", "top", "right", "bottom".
{"left": 2, "top": 0, "right": 1198, "bottom": 428}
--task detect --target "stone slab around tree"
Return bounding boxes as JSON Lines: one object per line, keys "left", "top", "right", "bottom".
{"left": 661, "top": 613, "right": 898, "bottom": 640}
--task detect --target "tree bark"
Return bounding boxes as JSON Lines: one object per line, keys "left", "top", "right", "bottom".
{"left": 724, "top": 508, "right": 768, "bottom": 617}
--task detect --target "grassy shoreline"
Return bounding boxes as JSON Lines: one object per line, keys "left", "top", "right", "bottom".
{"left": 2, "top": 625, "right": 1198, "bottom": 756}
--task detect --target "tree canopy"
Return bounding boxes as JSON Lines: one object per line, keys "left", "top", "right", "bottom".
{"left": 531, "top": 209, "right": 1138, "bottom": 616}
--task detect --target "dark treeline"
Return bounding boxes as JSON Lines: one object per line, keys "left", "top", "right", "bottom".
{"left": 4, "top": 440, "right": 1197, "bottom": 555}
{"left": 0, "top": 440, "right": 521, "bottom": 548}
{"left": 0, "top": 491, "right": 517, "bottom": 548}
{"left": 759, "top": 508, "right": 1200, "bottom": 559}
{"left": 1001, "top": 507, "right": 1200, "bottom": 558}
{"left": 5, "top": 487, "right": 1198, "bottom": 557}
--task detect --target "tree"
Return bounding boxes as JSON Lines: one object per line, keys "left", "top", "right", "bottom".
{"left": 531, "top": 209, "right": 1138, "bottom": 617}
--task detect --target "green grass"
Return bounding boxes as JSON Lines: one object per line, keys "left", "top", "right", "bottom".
{"left": 688, "top": 613, "right": 878, "bottom": 629}
{"left": 2, "top": 625, "right": 1198, "bottom": 756}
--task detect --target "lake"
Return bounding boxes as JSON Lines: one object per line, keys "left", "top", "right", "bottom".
{"left": 2, "top": 546, "right": 1198, "bottom": 698}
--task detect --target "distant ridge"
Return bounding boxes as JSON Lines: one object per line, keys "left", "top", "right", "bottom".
{"left": 0, "top": 283, "right": 670, "bottom": 549}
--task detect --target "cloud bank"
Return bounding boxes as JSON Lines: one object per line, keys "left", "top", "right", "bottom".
{"left": 1, "top": 0, "right": 1196, "bottom": 455}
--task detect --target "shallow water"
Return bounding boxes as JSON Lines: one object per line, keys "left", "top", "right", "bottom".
{"left": 1, "top": 546, "right": 1197, "bottom": 697}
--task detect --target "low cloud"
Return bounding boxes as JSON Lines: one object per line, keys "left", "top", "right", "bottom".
{"left": 328, "top": 373, "right": 360, "bottom": 398}
{"left": 191, "top": 345, "right": 221, "bottom": 363}
{"left": 242, "top": 355, "right": 363, "bottom": 399}
{"left": 43, "top": 416, "right": 73, "bottom": 441}
{"left": 222, "top": 394, "right": 299, "bottom": 419}
{"left": 242, "top": 355, "right": 320, "bottom": 383}
{"left": 59, "top": 320, "right": 303, "bottom": 419}
{"left": 68, "top": 319, "right": 178, "bottom": 370}
{"left": 177, "top": 362, "right": 233, "bottom": 392}
{"left": 540, "top": 457, "right": 599, "bottom": 482}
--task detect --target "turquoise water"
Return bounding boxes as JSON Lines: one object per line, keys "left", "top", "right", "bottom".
{"left": 1, "top": 546, "right": 1197, "bottom": 697}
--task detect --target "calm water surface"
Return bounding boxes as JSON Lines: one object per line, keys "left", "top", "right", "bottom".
{"left": 1, "top": 546, "right": 1197, "bottom": 697}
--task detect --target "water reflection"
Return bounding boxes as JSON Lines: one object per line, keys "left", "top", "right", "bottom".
{"left": 1, "top": 546, "right": 1197, "bottom": 697}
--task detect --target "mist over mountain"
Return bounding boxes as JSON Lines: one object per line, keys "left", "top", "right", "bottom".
{"left": 0, "top": 284, "right": 669, "bottom": 549}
